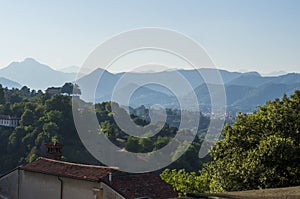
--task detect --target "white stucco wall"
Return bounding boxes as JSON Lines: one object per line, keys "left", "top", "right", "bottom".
{"left": 0, "top": 170, "right": 126, "bottom": 199}
{"left": 61, "top": 177, "right": 99, "bottom": 199}
{"left": 0, "top": 169, "right": 19, "bottom": 199}
{"left": 20, "top": 170, "right": 61, "bottom": 199}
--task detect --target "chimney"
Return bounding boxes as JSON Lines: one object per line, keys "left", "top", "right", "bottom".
{"left": 45, "top": 141, "right": 63, "bottom": 160}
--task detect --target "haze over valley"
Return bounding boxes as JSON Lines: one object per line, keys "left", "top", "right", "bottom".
{"left": 0, "top": 58, "right": 299, "bottom": 113}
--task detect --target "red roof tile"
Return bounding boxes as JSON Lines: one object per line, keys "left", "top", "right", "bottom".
{"left": 106, "top": 173, "right": 178, "bottom": 199}
{"left": 21, "top": 158, "right": 116, "bottom": 182}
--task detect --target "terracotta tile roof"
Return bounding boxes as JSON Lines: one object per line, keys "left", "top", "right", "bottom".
{"left": 21, "top": 157, "right": 116, "bottom": 182}
{"left": 105, "top": 173, "right": 178, "bottom": 199}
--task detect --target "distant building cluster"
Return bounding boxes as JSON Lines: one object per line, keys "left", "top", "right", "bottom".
{"left": 201, "top": 112, "right": 236, "bottom": 123}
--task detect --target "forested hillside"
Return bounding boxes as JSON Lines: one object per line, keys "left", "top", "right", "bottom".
{"left": 0, "top": 84, "right": 209, "bottom": 174}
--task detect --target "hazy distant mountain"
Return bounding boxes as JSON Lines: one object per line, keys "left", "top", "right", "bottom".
{"left": 0, "top": 77, "right": 21, "bottom": 88}
{"left": 232, "top": 82, "right": 300, "bottom": 111}
{"left": 0, "top": 58, "right": 76, "bottom": 90}
{"left": 116, "top": 83, "right": 177, "bottom": 108}
{"left": 227, "top": 72, "right": 300, "bottom": 87}
{"left": 191, "top": 82, "right": 300, "bottom": 112}
{"left": 1, "top": 58, "right": 298, "bottom": 113}
{"left": 115, "top": 68, "right": 242, "bottom": 90}
{"left": 76, "top": 68, "right": 119, "bottom": 102}
{"left": 77, "top": 68, "right": 243, "bottom": 101}
{"left": 76, "top": 68, "right": 300, "bottom": 112}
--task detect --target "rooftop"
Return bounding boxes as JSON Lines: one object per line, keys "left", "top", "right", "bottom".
{"left": 21, "top": 157, "right": 117, "bottom": 182}
{"left": 107, "top": 173, "right": 177, "bottom": 199}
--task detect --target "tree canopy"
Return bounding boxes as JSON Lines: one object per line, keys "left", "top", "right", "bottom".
{"left": 161, "top": 90, "right": 300, "bottom": 194}
{"left": 61, "top": 82, "right": 81, "bottom": 95}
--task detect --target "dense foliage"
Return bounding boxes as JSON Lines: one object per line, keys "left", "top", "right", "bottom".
{"left": 0, "top": 83, "right": 209, "bottom": 174}
{"left": 0, "top": 84, "right": 97, "bottom": 174}
{"left": 161, "top": 90, "right": 300, "bottom": 194}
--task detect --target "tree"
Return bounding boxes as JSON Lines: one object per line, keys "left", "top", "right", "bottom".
{"left": 139, "top": 137, "right": 153, "bottom": 152}
{"left": 160, "top": 169, "right": 205, "bottom": 196}
{"left": 125, "top": 137, "right": 142, "bottom": 153}
{"left": 45, "top": 94, "right": 71, "bottom": 114}
{"left": 20, "top": 109, "right": 35, "bottom": 126}
{"left": 10, "top": 91, "right": 24, "bottom": 104}
{"left": 11, "top": 103, "right": 25, "bottom": 117}
{"left": 61, "top": 82, "right": 81, "bottom": 96}
{"left": 21, "top": 86, "right": 30, "bottom": 97}
{"left": 61, "top": 82, "right": 73, "bottom": 95}
{"left": 161, "top": 90, "right": 300, "bottom": 194}
{"left": 43, "top": 122, "right": 59, "bottom": 136}
{"left": 0, "top": 84, "right": 6, "bottom": 104}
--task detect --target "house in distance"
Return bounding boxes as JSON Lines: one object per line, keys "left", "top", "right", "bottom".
{"left": 0, "top": 115, "right": 19, "bottom": 127}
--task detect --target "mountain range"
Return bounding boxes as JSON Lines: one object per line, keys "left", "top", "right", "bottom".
{"left": 0, "top": 58, "right": 299, "bottom": 113}
{"left": 75, "top": 68, "right": 300, "bottom": 112}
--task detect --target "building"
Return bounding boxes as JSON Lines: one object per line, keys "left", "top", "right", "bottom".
{"left": 0, "top": 158, "right": 177, "bottom": 199}
{"left": 0, "top": 142, "right": 177, "bottom": 199}
{"left": 0, "top": 115, "right": 19, "bottom": 127}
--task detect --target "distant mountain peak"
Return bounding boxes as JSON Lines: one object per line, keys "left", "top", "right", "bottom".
{"left": 24, "top": 57, "right": 37, "bottom": 63}
{"left": 0, "top": 58, "right": 77, "bottom": 90}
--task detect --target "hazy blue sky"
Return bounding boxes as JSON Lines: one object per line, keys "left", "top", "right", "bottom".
{"left": 0, "top": 0, "right": 299, "bottom": 74}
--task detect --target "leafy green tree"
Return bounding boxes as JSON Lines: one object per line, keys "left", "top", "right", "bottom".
{"left": 10, "top": 91, "right": 25, "bottom": 104}
{"left": 43, "top": 122, "right": 59, "bottom": 136}
{"left": 138, "top": 137, "right": 153, "bottom": 152}
{"left": 11, "top": 103, "right": 25, "bottom": 117}
{"left": 161, "top": 169, "right": 205, "bottom": 196}
{"left": 21, "top": 86, "right": 30, "bottom": 97}
{"left": 161, "top": 90, "right": 300, "bottom": 194}
{"left": 39, "top": 110, "right": 63, "bottom": 126}
{"left": 125, "top": 137, "right": 142, "bottom": 153}
{"left": 20, "top": 109, "right": 35, "bottom": 126}
{"left": 45, "top": 94, "right": 70, "bottom": 113}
